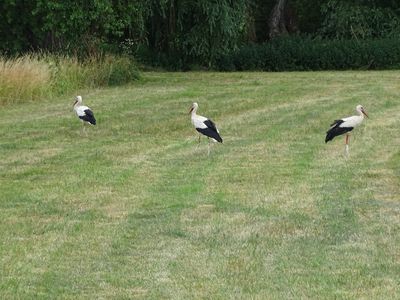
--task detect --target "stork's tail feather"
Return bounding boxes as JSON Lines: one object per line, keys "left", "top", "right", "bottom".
{"left": 210, "top": 133, "right": 223, "bottom": 143}
{"left": 215, "top": 134, "right": 223, "bottom": 143}
{"left": 325, "top": 132, "right": 334, "bottom": 143}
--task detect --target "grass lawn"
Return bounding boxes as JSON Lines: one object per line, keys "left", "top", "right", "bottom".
{"left": 0, "top": 71, "right": 399, "bottom": 299}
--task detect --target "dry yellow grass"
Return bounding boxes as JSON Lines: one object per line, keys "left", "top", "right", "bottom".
{"left": 0, "top": 54, "right": 139, "bottom": 105}
{"left": 0, "top": 55, "right": 51, "bottom": 104}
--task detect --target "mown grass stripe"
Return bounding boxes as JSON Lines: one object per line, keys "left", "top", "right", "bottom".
{"left": 0, "top": 71, "right": 399, "bottom": 298}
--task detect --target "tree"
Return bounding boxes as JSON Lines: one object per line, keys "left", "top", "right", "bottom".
{"left": 146, "top": 0, "right": 249, "bottom": 66}
{"left": 319, "top": 0, "right": 400, "bottom": 39}
{"left": 268, "top": 0, "right": 298, "bottom": 39}
{"left": 269, "top": 0, "right": 287, "bottom": 38}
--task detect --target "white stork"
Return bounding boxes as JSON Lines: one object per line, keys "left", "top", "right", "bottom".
{"left": 73, "top": 96, "right": 96, "bottom": 133}
{"left": 189, "top": 102, "right": 223, "bottom": 155}
{"left": 325, "top": 104, "right": 368, "bottom": 155}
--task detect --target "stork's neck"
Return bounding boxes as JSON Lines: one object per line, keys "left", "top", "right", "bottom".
{"left": 74, "top": 100, "right": 82, "bottom": 110}
{"left": 191, "top": 108, "right": 198, "bottom": 118}
{"left": 357, "top": 110, "right": 364, "bottom": 120}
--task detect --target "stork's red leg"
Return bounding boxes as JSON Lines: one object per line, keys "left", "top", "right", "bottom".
{"left": 345, "top": 134, "right": 350, "bottom": 157}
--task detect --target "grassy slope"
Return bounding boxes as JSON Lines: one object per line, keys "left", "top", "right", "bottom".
{"left": 0, "top": 72, "right": 399, "bottom": 299}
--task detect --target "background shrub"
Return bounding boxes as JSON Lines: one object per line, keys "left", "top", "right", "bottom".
{"left": 214, "top": 37, "right": 400, "bottom": 71}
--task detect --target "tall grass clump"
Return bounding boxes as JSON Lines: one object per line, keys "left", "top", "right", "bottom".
{"left": 0, "top": 55, "right": 51, "bottom": 104}
{"left": 50, "top": 55, "right": 140, "bottom": 95}
{"left": 85, "top": 55, "right": 140, "bottom": 87}
{"left": 0, "top": 54, "right": 140, "bottom": 105}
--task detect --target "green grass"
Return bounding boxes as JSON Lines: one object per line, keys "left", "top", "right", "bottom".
{"left": 0, "top": 71, "right": 399, "bottom": 299}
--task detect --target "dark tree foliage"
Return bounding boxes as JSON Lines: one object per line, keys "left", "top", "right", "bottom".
{"left": 0, "top": 1, "right": 39, "bottom": 54}
{"left": 319, "top": 0, "right": 400, "bottom": 39}
{"left": 1, "top": 0, "right": 400, "bottom": 68}
{"left": 145, "top": 0, "right": 249, "bottom": 66}
{"left": 290, "top": 0, "right": 400, "bottom": 37}
{"left": 0, "top": 0, "right": 152, "bottom": 55}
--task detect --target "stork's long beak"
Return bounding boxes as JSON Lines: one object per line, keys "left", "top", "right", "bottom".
{"left": 189, "top": 107, "right": 194, "bottom": 114}
{"left": 362, "top": 108, "right": 369, "bottom": 118}
{"left": 73, "top": 100, "right": 78, "bottom": 107}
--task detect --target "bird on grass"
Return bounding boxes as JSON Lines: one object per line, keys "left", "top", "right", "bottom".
{"left": 189, "top": 102, "right": 222, "bottom": 155}
{"left": 325, "top": 104, "right": 368, "bottom": 156}
{"left": 73, "top": 96, "right": 96, "bottom": 133}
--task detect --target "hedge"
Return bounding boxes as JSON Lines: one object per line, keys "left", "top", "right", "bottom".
{"left": 214, "top": 36, "right": 400, "bottom": 71}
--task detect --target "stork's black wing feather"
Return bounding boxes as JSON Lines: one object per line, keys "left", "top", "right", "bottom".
{"left": 330, "top": 119, "right": 344, "bottom": 127}
{"left": 204, "top": 119, "right": 218, "bottom": 132}
{"left": 79, "top": 109, "right": 96, "bottom": 125}
{"left": 325, "top": 119, "right": 352, "bottom": 143}
{"left": 197, "top": 119, "right": 223, "bottom": 143}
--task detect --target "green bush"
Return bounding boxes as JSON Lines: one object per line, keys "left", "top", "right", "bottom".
{"left": 215, "top": 37, "right": 400, "bottom": 71}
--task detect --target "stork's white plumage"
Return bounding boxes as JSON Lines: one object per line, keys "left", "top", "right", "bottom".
{"left": 325, "top": 104, "right": 368, "bottom": 155}
{"left": 189, "top": 102, "right": 222, "bottom": 155}
{"left": 73, "top": 95, "right": 96, "bottom": 126}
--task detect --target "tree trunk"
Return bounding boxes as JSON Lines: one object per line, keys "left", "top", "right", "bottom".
{"left": 268, "top": 0, "right": 288, "bottom": 39}
{"left": 285, "top": 4, "right": 298, "bottom": 34}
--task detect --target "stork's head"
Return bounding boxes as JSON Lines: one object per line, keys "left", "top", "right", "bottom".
{"left": 73, "top": 95, "right": 82, "bottom": 107}
{"left": 189, "top": 102, "right": 198, "bottom": 114}
{"left": 356, "top": 105, "right": 368, "bottom": 118}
